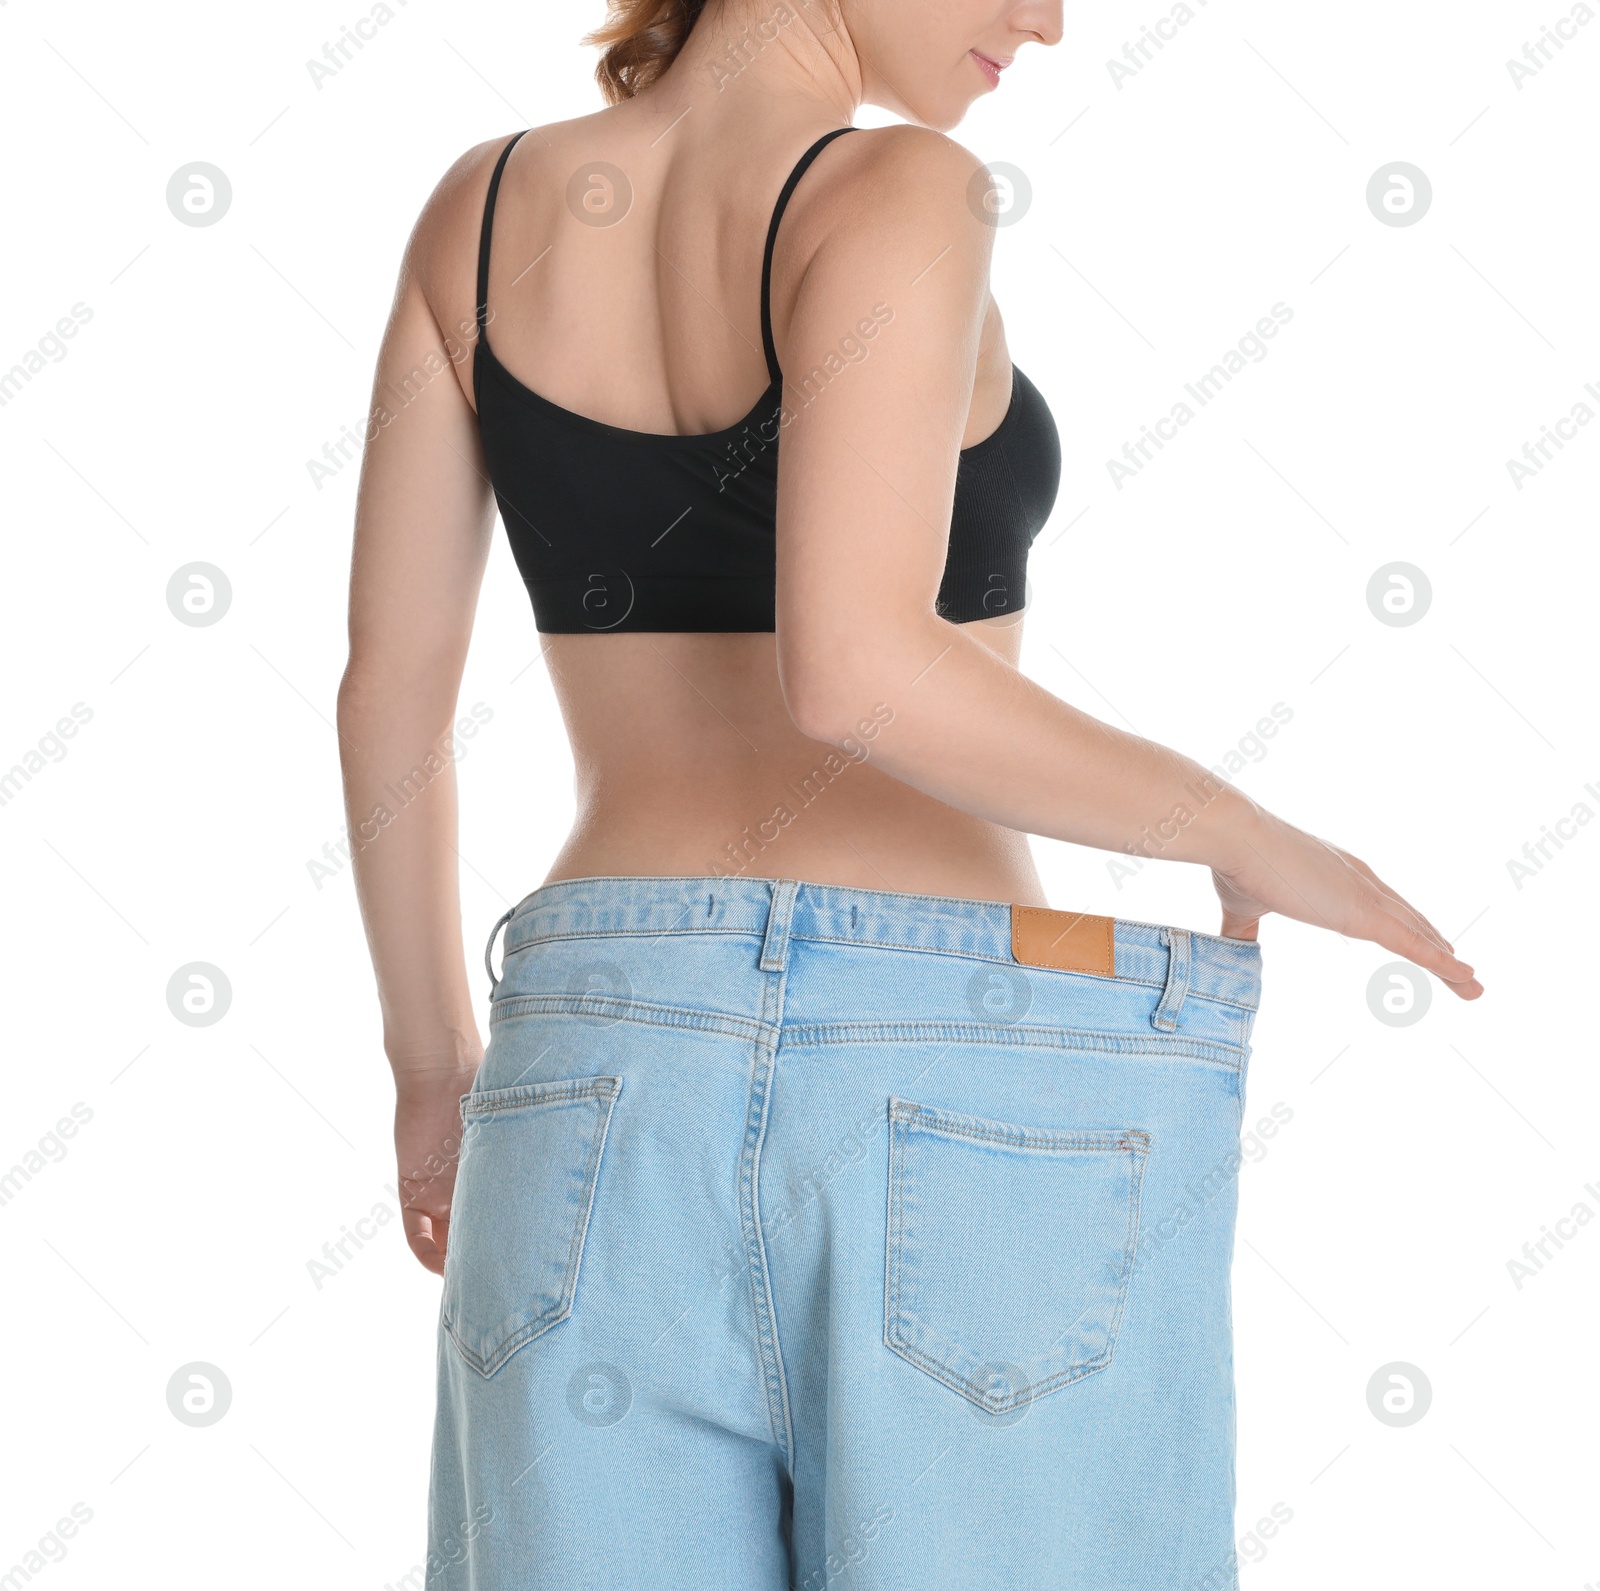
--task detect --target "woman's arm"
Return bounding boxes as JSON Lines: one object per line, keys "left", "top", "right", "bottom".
{"left": 773, "top": 128, "right": 1480, "bottom": 998}
{"left": 337, "top": 143, "right": 503, "bottom": 1273}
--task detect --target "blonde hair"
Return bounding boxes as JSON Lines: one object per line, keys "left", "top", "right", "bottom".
{"left": 585, "top": 0, "right": 710, "bottom": 104}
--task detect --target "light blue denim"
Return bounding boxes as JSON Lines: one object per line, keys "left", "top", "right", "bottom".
{"left": 427, "top": 874, "right": 1263, "bottom": 1590}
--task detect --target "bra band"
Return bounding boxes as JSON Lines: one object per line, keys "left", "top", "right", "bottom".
{"left": 466, "top": 121, "right": 1059, "bottom": 634}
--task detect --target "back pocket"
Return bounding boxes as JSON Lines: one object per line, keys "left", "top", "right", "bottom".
{"left": 885, "top": 1097, "right": 1149, "bottom": 1414}
{"left": 442, "top": 1076, "right": 621, "bottom": 1377}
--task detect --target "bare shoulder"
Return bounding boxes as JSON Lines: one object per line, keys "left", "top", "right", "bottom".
{"left": 773, "top": 124, "right": 996, "bottom": 358}
{"left": 406, "top": 109, "right": 623, "bottom": 257}
{"left": 402, "top": 131, "right": 522, "bottom": 287}
{"left": 845, "top": 123, "right": 990, "bottom": 189}
{"left": 402, "top": 119, "right": 590, "bottom": 313}
{"left": 776, "top": 124, "right": 997, "bottom": 326}
{"left": 789, "top": 124, "right": 993, "bottom": 250}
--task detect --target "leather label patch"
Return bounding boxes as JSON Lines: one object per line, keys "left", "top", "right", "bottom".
{"left": 1010, "top": 906, "right": 1116, "bottom": 978}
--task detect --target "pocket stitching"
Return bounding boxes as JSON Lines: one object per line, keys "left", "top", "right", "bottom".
{"left": 889, "top": 1097, "right": 1150, "bottom": 1156}
{"left": 884, "top": 1100, "right": 1150, "bottom": 1412}
{"left": 443, "top": 1076, "right": 621, "bottom": 1378}
{"left": 462, "top": 1076, "right": 621, "bottom": 1116}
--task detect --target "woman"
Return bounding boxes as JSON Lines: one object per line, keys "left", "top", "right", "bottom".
{"left": 338, "top": 0, "right": 1481, "bottom": 1584}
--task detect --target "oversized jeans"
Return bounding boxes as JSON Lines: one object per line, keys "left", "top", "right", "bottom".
{"left": 427, "top": 874, "right": 1263, "bottom": 1589}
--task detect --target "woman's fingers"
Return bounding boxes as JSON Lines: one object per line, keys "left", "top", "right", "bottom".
{"left": 1365, "top": 899, "right": 1482, "bottom": 999}
{"left": 1212, "top": 867, "right": 1482, "bottom": 1000}
{"left": 1317, "top": 844, "right": 1463, "bottom": 968}
{"left": 403, "top": 1206, "right": 449, "bottom": 1274}
{"left": 1209, "top": 820, "right": 1483, "bottom": 998}
{"left": 1345, "top": 856, "right": 1455, "bottom": 953}
{"left": 1218, "top": 906, "right": 1261, "bottom": 941}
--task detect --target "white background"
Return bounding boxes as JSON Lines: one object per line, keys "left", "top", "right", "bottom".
{"left": 2, "top": 0, "right": 1596, "bottom": 1585}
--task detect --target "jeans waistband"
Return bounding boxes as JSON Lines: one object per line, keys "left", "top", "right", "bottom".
{"left": 494, "top": 875, "right": 1262, "bottom": 1013}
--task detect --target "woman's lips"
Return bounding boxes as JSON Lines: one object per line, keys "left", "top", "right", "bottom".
{"left": 970, "top": 49, "right": 1010, "bottom": 88}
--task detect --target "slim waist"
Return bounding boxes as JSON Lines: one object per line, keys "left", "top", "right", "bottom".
{"left": 499, "top": 874, "right": 1262, "bottom": 1014}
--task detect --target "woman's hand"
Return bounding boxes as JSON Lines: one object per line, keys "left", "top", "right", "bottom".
{"left": 1211, "top": 805, "right": 1482, "bottom": 999}
{"left": 394, "top": 1064, "right": 480, "bottom": 1274}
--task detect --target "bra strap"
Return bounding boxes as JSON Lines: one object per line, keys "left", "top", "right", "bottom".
{"left": 477, "top": 130, "right": 531, "bottom": 336}
{"left": 760, "top": 126, "right": 859, "bottom": 385}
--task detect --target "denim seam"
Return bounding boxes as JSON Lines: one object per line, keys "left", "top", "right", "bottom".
{"left": 799, "top": 936, "right": 1257, "bottom": 1014}
{"left": 1110, "top": 1135, "right": 1148, "bottom": 1356}
{"left": 488, "top": 1001, "right": 1245, "bottom": 1068}
{"left": 883, "top": 1113, "right": 1150, "bottom": 1414}
{"left": 503, "top": 926, "right": 761, "bottom": 957}
{"left": 442, "top": 1077, "right": 621, "bottom": 1378}
{"left": 499, "top": 928, "right": 1259, "bottom": 1014}
{"left": 753, "top": 941, "right": 797, "bottom": 1468}
{"left": 1234, "top": 1027, "right": 1253, "bottom": 1135}
{"left": 785, "top": 1020, "right": 1243, "bottom": 1070}
{"left": 887, "top": 1330, "right": 1115, "bottom": 1412}
{"left": 885, "top": 1106, "right": 910, "bottom": 1398}
{"left": 738, "top": 1037, "right": 794, "bottom": 1471}
{"left": 489, "top": 994, "right": 774, "bottom": 1045}
{"left": 507, "top": 881, "right": 1262, "bottom": 950}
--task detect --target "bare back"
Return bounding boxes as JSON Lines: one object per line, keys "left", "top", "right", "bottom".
{"left": 340, "top": 8, "right": 1478, "bottom": 1303}
{"left": 415, "top": 105, "right": 1045, "bottom": 903}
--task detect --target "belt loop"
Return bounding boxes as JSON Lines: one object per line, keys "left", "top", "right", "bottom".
{"left": 1152, "top": 927, "right": 1191, "bottom": 1032}
{"left": 759, "top": 878, "right": 800, "bottom": 972}
{"left": 484, "top": 906, "right": 517, "bottom": 996}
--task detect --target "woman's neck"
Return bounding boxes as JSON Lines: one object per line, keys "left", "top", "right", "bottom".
{"left": 638, "top": 0, "right": 865, "bottom": 138}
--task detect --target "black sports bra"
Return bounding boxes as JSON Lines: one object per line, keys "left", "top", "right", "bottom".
{"left": 473, "top": 127, "right": 1061, "bottom": 633}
